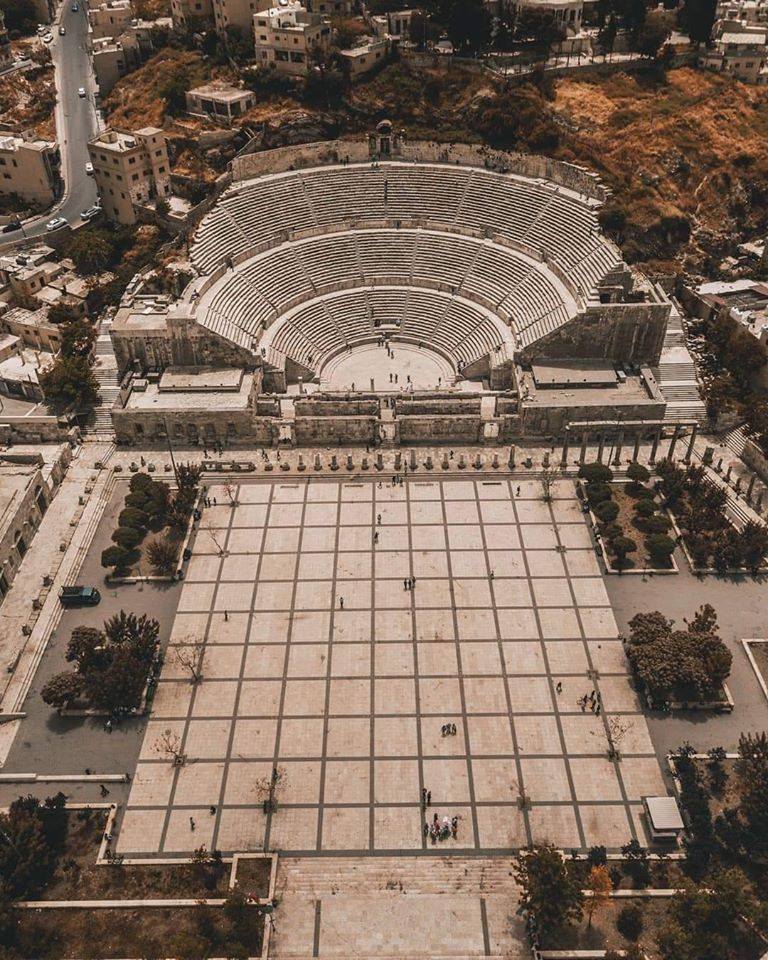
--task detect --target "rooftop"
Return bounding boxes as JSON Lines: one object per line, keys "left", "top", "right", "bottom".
{"left": 159, "top": 366, "right": 244, "bottom": 392}
{"left": 188, "top": 83, "right": 253, "bottom": 104}
{"left": 122, "top": 371, "right": 254, "bottom": 412}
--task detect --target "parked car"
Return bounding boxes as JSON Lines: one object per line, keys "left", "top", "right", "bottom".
{"left": 42, "top": 32, "right": 53, "bottom": 43}
{"left": 80, "top": 205, "right": 101, "bottom": 221}
{"left": 59, "top": 585, "right": 101, "bottom": 607}
{"left": 45, "top": 217, "right": 67, "bottom": 231}
{"left": 85, "top": 161, "right": 94, "bottom": 175}
{"left": 1, "top": 220, "right": 21, "bottom": 234}
{"left": 71, "top": 2, "right": 79, "bottom": 10}
{"left": 59, "top": 25, "right": 66, "bottom": 35}
{"left": 77, "top": 87, "right": 86, "bottom": 98}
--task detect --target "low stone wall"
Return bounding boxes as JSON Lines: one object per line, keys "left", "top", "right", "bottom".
{"left": 294, "top": 416, "right": 377, "bottom": 445}
{"left": 232, "top": 138, "right": 607, "bottom": 202}
{"left": 398, "top": 415, "right": 484, "bottom": 443}
{"left": 397, "top": 398, "right": 482, "bottom": 416}
{"left": 294, "top": 398, "right": 379, "bottom": 417}
{"left": 0, "top": 417, "right": 78, "bottom": 445}
{"left": 742, "top": 436, "right": 768, "bottom": 486}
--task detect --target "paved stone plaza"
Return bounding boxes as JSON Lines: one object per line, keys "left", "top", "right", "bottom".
{"left": 117, "top": 476, "right": 665, "bottom": 857}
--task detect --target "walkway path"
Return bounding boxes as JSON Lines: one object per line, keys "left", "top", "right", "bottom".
{"left": 0, "top": 441, "right": 114, "bottom": 761}
{"left": 272, "top": 856, "right": 528, "bottom": 959}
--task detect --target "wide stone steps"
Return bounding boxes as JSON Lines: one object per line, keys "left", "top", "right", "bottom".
{"left": 276, "top": 857, "right": 519, "bottom": 897}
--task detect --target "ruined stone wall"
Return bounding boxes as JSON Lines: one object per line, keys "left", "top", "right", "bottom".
{"left": 398, "top": 416, "right": 484, "bottom": 443}
{"left": 232, "top": 140, "right": 607, "bottom": 201}
{"left": 111, "top": 315, "right": 256, "bottom": 378}
{"left": 0, "top": 418, "right": 77, "bottom": 445}
{"left": 112, "top": 408, "right": 275, "bottom": 447}
{"left": 521, "top": 302, "right": 669, "bottom": 366}
{"left": 396, "top": 398, "right": 482, "bottom": 416}
{"left": 294, "top": 399, "right": 380, "bottom": 417}
{"left": 294, "top": 416, "right": 377, "bottom": 445}
{"left": 520, "top": 399, "right": 666, "bottom": 438}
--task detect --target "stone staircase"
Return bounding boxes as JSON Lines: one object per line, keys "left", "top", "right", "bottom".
{"left": 85, "top": 319, "right": 119, "bottom": 438}
{"left": 276, "top": 856, "right": 520, "bottom": 899}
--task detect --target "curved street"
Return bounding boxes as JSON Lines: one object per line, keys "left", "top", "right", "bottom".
{"left": 2, "top": 1, "right": 99, "bottom": 245}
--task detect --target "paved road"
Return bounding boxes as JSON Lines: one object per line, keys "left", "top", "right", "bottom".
{"left": 2, "top": 2, "right": 99, "bottom": 245}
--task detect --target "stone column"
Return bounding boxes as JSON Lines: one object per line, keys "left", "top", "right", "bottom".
{"left": 508, "top": 445, "right": 516, "bottom": 469}
{"left": 579, "top": 431, "right": 588, "bottom": 465}
{"left": 632, "top": 433, "right": 641, "bottom": 464}
{"left": 667, "top": 424, "right": 681, "bottom": 462}
{"left": 649, "top": 427, "right": 662, "bottom": 466}
{"left": 561, "top": 433, "right": 570, "bottom": 468}
{"left": 683, "top": 423, "right": 698, "bottom": 464}
{"left": 612, "top": 431, "right": 624, "bottom": 467}
{"left": 597, "top": 433, "right": 606, "bottom": 464}
{"left": 747, "top": 475, "right": 756, "bottom": 502}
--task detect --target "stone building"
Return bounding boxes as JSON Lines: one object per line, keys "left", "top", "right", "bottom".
{"left": 186, "top": 82, "right": 256, "bottom": 121}
{"left": 108, "top": 132, "right": 673, "bottom": 447}
{"left": 0, "top": 134, "right": 62, "bottom": 207}
{"left": 253, "top": 1, "right": 331, "bottom": 75}
{"left": 87, "top": 127, "right": 171, "bottom": 224}
{"left": 0, "top": 449, "right": 70, "bottom": 606}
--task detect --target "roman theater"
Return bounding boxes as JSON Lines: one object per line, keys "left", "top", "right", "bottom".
{"left": 110, "top": 124, "right": 674, "bottom": 448}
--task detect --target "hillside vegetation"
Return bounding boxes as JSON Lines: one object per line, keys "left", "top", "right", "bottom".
{"left": 104, "top": 53, "right": 768, "bottom": 274}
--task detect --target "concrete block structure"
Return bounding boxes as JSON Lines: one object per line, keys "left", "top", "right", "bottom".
{"left": 339, "top": 38, "right": 391, "bottom": 78}
{"left": 0, "top": 134, "right": 62, "bottom": 208}
{"left": 186, "top": 82, "right": 256, "bottom": 121}
{"left": 170, "top": 0, "right": 214, "bottom": 29}
{"left": 253, "top": 1, "right": 331, "bottom": 75}
{"left": 109, "top": 125, "right": 673, "bottom": 447}
{"left": 87, "top": 127, "right": 171, "bottom": 225}
{"left": 700, "top": 27, "right": 768, "bottom": 82}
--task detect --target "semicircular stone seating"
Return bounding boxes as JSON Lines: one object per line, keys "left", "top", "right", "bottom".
{"left": 191, "top": 161, "right": 622, "bottom": 369}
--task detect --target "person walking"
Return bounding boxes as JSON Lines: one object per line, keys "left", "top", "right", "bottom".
{"left": 556, "top": 681, "right": 563, "bottom": 694}
{"left": 339, "top": 596, "right": 345, "bottom": 610}
{"left": 189, "top": 817, "right": 196, "bottom": 831}
{"left": 427, "top": 790, "right": 432, "bottom": 807}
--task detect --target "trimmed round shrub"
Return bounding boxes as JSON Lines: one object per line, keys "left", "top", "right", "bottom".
{"left": 587, "top": 481, "right": 612, "bottom": 505}
{"left": 125, "top": 491, "right": 149, "bottom": 511}
{"left": 119, "top": 507, "right": 149, "bottom": 531}
{"left": 112, "top": 526, "right": 141, "bottom": 551}
{"left": 101, "top": 545, "right": 130, "bottom": 569}
{"left": 602, "top": 523, "right": 622, "bottom": 540}
{"left": 634, "top": 498, "right": 656, "bottom": 518}
{"left": 594, "top": 499, "right": 619, "bottom": 523}
{"left": 646, "top": 533, "right": 676, "bottom": 564}
{"left": 616, "top": 903, "right": 643, "bottom": 941}
{"left": 643, "top": 514, "right": 671, "bottom": 535}
{"left": 579, "top": 463, "right": 614, "bottom": 483}
{"left": 129, "top": 472, "right": 154, "bottom": 493}
{"left": 634, "top": 485, "right": 656, "bottom": 500}
{"left": 626, "top": 462, "right": 650, "bottom": 484}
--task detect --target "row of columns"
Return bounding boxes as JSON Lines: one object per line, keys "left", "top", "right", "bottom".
{"left": 562, "top": 423, "right": 698, "bottom": 469}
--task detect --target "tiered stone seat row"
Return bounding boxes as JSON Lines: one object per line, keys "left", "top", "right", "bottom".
{"left": 191, "top": 163, "right": 620, "bottom": 301}
{"left": 267, "top": 287, "right": 504, "bottom": 372}
{"left": 199, "top": 229, "right": 575, "bottom": 355}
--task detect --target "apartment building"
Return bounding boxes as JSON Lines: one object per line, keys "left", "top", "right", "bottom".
{"left": 700, "top": 27, "right": 768, "bottom": 81}
{"left": 0, "top": 134, "right": 61, "bottom": 207}
{"left": 186, "top": 82, "right": 256, "bottom": 120}
{"left": 170, "top": 0, "right": 214, "bottom": 29}
{"left": 213, "top": 0, "right": 260, "bottom": 35}
{"left": 339, "top": 37, "right": 390, "bottom": 78}
{"left": 253, "top": 1, "right": 331, "bottom": 75}
{"left": 88, "top": 0, "right": 134, "bottom": 39}
{"left": 87, "top": 128, "right": 171, "bottom": 225}
{"left": 0, "top": 10, "right": 12, "bottom": 73}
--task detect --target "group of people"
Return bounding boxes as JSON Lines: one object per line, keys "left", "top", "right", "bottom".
{"left": 403, "top": 577, "right": 417, "bottom": 591}
{"left": 441, "top": 722, "right": 458, "bottom": 737}
{"left": 578, "top": 689, "right": 602, "bottom": 715}
{"left": 424, "top": 813, "right": 459, "bottom": 844}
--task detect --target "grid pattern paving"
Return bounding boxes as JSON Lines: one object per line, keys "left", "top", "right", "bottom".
{"left": 117, "top": 478, "right": 665, "bottom": 857}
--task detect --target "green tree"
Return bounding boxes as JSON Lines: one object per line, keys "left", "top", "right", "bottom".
{"left": 101, "top": 544, "right": 131, "bottom": 571}
{"left": 66, "top": 230, "right": 115, "bottom": 275}
{"left": 610, "top": 535, "right": 637, "bottom": 568}
{"left": 147, "top": 537, "right": 178, "bottom": 575}
{"left": 578, "top": 463, "right": 614, "bottom": 483}
{"left": 161, "top": 65, "right": 191, "bottom": 117}
{"left": 633, "top": 9, "right": 673, "bottom": 57}
{"left": 514, "top": 843, "right": 584, "bottom": 929}
{"left": 0, "top": 0, "right": 37, "bottom": 33}
{"left": 47, "top": 301, "right": 82, "bottom": 326}
{"left": 59, "top": 319, "right": 96, "bottom": 359}
{"left": 0, "top": 795, "right": 65, "bottom": 900}
{"left": 444, "top": 0, "right": 491, "bottom": 53}
{"left": 646, "top": 533, "right": 676, "bottom": 565}
{"left": 39, "top": 356, "right": 100, "bottom": 410}
{"left": 40, "top": 672, "right": 83, "bottom": 710}
{"left": 678, "top": 0, "right": 718, "bottom": 46}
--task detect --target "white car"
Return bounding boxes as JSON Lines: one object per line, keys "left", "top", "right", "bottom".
{"left": 78, "top": 87, "right": 86, "bottom": 98}
{"left": 45, "top": 217, "right": 67, "bottom": 232}
{"left": 80, "top": 205, "right": 101, "bottom": 221}
{"left": 71, "top": 2, "right": 79, "bottom": 10}
{"left": 42, "top": 32, "right": 53, "bottom": 43}
{"left": 59, "top": 25, "right": 66, "bottom": 35}
{"left": 85, "top": 161, "right": 94, "bottom": 175}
